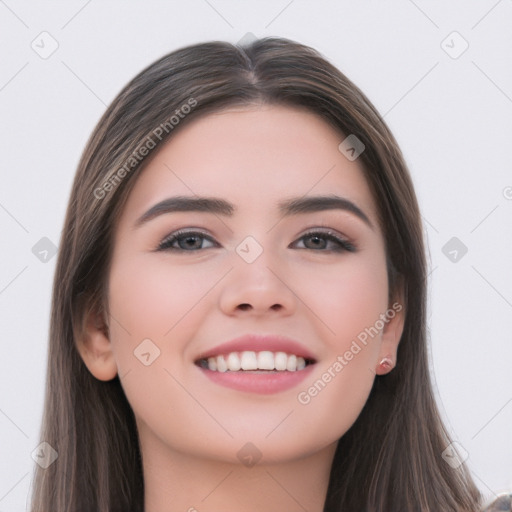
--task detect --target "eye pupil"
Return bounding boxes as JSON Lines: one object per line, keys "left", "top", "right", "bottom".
{"left": 181, "top": 235, "right": 201, "bottom": 249}
{"left": 304, "top": 234, "right": 327, "bottom": 249}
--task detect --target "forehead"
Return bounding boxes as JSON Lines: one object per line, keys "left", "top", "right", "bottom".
{"left": 120, "top": 104, "right": 380, "bottom": 226}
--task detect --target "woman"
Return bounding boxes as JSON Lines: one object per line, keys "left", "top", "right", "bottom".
{"left": 30, "top": 36, "right": 496, "bottom": 511}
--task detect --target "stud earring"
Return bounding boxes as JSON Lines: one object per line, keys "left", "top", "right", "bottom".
{"left": 378, "top": 357, "right": 394, "bottom": 371}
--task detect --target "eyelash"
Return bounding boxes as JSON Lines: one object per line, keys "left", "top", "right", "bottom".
{"left": 157, "top": 228, "right": 357, "bottom": 253}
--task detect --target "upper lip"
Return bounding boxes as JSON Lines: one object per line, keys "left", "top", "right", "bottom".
{"left": 195, "top": 334, "right": 317, "bottom": 363}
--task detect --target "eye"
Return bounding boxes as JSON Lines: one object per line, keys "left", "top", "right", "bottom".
{"left": 157, "top": 228, "right": 356, "bottom": 253}
{"left": 157, "top": 230, "right": 218, "bottom": 251}
{"left": 292, "top": 229, "right": 356, "bottom": 253}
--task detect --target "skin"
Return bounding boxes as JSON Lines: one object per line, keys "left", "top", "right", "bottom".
{"left": 78, "top": 104, "right": 405, "bottom": 512}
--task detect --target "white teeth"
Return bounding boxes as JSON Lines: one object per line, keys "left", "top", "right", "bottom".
{"left": 226, "top": 352, "right": 241, "bottom": 371}
{"left": 216, "top": 355, "right": 228, "bottom": 373}
{"left": 240, "top": 351, "right": 258, "bottom": 370}
{"left": 274, "top": 352, "right": 288, "bottom": 371}
{"left": 204, "top": 351, "right": 310, "bottom": 372}
{"left": 286, "top": 354, "right": 297, "bottom": 372}
{"left": 257, "top": 351, "right": 274, "bottom": 370}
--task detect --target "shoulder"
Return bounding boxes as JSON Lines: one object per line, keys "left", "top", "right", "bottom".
{"left": 481, "top": 492, "right": 512, "bottom": 511}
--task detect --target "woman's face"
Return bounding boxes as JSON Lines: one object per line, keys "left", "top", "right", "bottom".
{"left": 90, "top": 104, "right": 404, "bottom": 465}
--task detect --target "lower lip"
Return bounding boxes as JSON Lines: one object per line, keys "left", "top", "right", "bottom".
{"left": 197, "top": 364, "right": 315, "bottom": 394}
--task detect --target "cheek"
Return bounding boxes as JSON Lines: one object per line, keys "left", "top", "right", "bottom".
{"left": 106, "top": 252, "right": 230, "bottom": 378}
{"left": 105, "top": 255, "right": 227, "bottom": 447}
{"left": 298, "top": 251, "right": 389, "bottom": 352}
{"left": 108, "top": 254, "right": 219, "bottom": 340}
{"left": 278, "top": 251, "right": 389, "bottom": 438}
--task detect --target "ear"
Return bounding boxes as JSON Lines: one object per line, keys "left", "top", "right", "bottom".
{"left": 375, "top": 286, "right": 406, "bottom": 376}
{"left": 75, "top": 304, "right": 118, "bottom": 381}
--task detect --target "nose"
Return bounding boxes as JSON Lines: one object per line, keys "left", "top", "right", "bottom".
{"left": 218, "top": 246, "right": 297, "bottom": 317}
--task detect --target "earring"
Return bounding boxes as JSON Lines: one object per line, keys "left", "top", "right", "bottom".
{"left": 378, "top": 357, "right": 394, "bottom": 371}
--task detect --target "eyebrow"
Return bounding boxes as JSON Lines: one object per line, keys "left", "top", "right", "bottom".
{"left": 133, "top": 194, "right": 374, "bottom": 230}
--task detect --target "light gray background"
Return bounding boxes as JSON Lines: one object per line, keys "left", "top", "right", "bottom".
{"left": 1, "top": 1, "right": 511, "bottom": 510}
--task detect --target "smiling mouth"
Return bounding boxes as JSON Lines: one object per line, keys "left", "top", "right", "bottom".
{"left": 195, "top": 350, "right": 316, "bottom": 372}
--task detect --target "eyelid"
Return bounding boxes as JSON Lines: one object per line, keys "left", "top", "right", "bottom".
{"left": 299, "top": 225, "right": 351, "bottom": 240}
{"left": 295, "top": 227, "right": 357, "bottom": 252}
{"left": 155, "top": 228, "right": 218, "bottom": 252}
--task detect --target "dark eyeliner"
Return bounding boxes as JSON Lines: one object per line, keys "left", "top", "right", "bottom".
{"left": 157, "top": 229, "right": 216, "bottom": 251}
{"left": 156, "top": 228, "right": 356, "bottom": 253}
{"left": 296, "top": 229, "right": 357, "bottom": 253}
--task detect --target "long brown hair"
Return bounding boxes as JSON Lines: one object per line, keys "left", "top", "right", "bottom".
{"left": 30, "top": 36, "right": 484, "bottom": 511}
